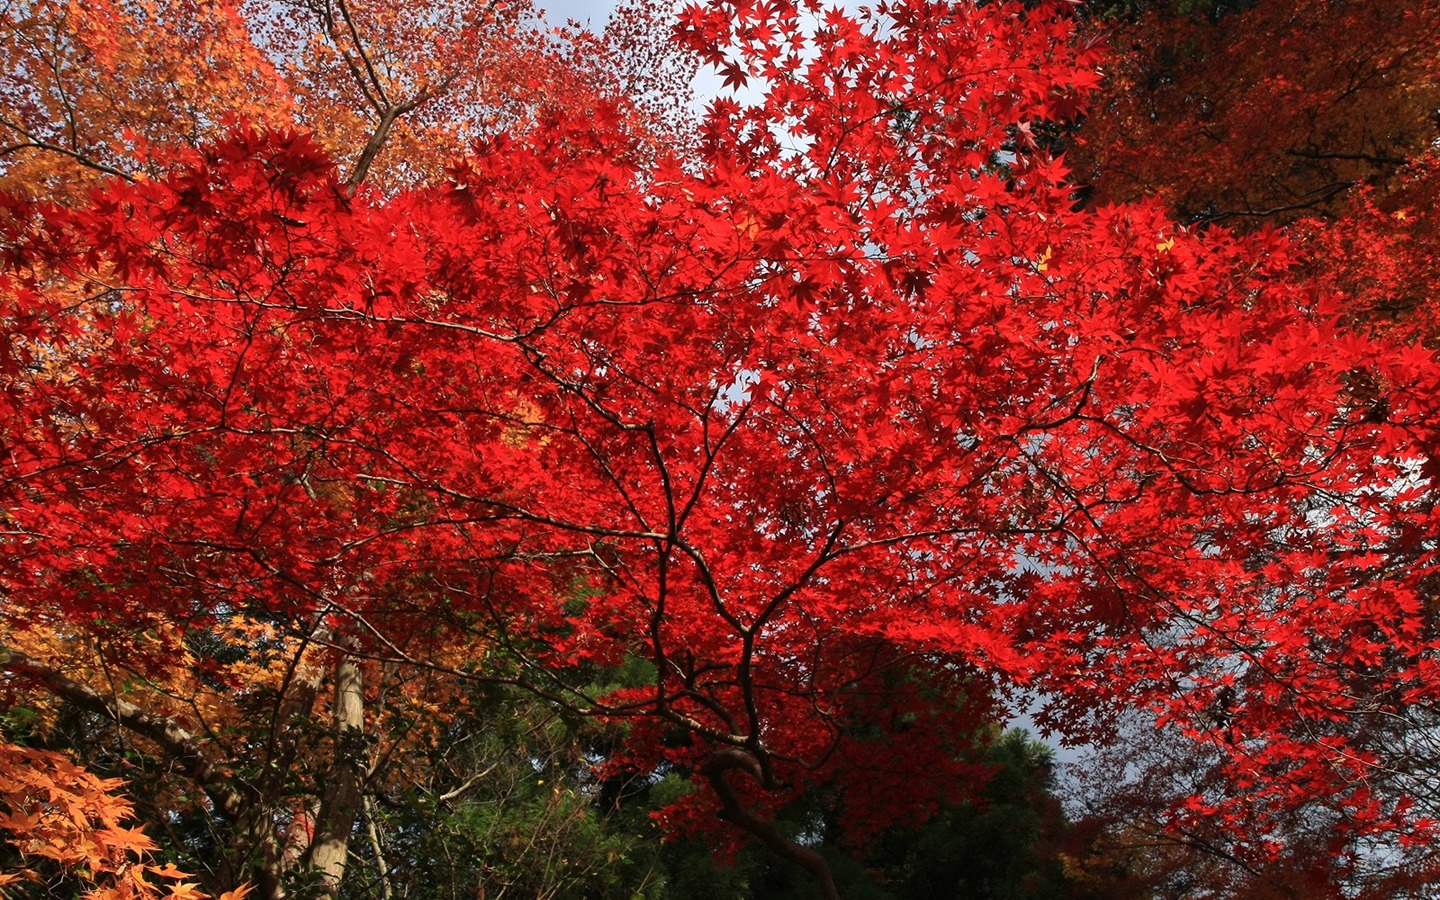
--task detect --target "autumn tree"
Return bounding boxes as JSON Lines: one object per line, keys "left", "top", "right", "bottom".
{"left": 0, "top": 733, "right": 251, "bottom": 899}
{"left": 1067, "top": 0, "right": 1440, "bottom": 346}
{"left": 0, "top": 0, "right": 696, "bottom": 199}
{"left": 1058, "top": 709, "right": 1440, "bottom": 898}
{"left": 0, "top": 0, "right": 696, "bottom": 895}
{"left": 4, "top": 1, "right": 1440, "bottom": 899}
{"left": 1070, "top": 0, "right": 1440, "bottom": 226}
{"left": 1063, "top": 5, "right": 1440, "bottom": 887}
{"left": 1066, "top": 0, "right": 1440, "bottom": 347}
{"left": 0, "top": 0, "right": 286, "bottom": 199}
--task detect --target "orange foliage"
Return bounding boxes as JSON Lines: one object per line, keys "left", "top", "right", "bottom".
{"left": 0, "top": 0, "right": 695, "bottom": 198}
{"left": 0, "top": 737, "right": 249, "bottom": 899}
{"left": 0, "top": 0, "right": 288, "bottom": 200}
{"left": 0, "top": 595, "right": 484, "bottom": 895}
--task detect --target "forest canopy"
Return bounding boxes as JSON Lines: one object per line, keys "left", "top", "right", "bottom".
{"left": 2, "top": 0, "right": 1439, "bottom": 897}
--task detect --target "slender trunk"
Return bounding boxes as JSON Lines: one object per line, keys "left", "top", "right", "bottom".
{"left": 306, "top": 655, "right": 366, "bottom": 897}
{"left": 363, "top": 794, "right": 395, "bottom": 900}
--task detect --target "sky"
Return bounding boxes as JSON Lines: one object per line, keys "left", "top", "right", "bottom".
{"left": 537, "top": 0, "right": 621, "bottom": 27}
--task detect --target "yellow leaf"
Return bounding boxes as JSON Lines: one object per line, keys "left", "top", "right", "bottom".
{"left": 1156, "top": 236, "right": 1175, "bottom": 253}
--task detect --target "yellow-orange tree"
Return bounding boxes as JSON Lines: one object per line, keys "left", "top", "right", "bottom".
{"left": 0, "top": 0, "right": 695, "bottom": 198}
{"left": 0, "top": 730, "right": 251, "bottom": 900}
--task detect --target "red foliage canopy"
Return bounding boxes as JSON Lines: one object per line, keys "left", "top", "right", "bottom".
{"left": 2, "top": 0, "right": 1438, "bottom": 877}
{"left": 1072, "top": 0, "right": 1440, "bottom": 225}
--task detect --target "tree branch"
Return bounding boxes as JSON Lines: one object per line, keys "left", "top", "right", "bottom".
{"left": 1, "top": 645, "right": 255, "bottom": 829}
{"left": 700, "top": 748, "right": 840, "bottom": 900}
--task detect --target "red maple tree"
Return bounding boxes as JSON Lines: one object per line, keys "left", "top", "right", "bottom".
{"left": 3, "top": 1, "right": 1439, "bottom": 895}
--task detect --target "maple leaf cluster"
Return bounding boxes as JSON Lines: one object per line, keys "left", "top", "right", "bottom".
{"left": 1071, "top": 0, "right": 1440, "bottom": 225}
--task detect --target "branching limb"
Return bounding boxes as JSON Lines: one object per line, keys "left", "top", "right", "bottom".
{"left": 699, "top": 748, "right": 840, "bottom": 900}
{"left": 1, "top": 645, "right": 245, "bottom": 817}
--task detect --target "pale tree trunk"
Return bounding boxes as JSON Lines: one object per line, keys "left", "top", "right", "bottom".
{"left": 306, "top": 654, "right": 366, "bottom": 897}
{"left": 251, "top": 635, "right": 332, "bottom": 900}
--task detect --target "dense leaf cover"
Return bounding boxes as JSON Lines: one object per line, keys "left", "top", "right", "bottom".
{"left": 2, "top": 0, "right": 1439, "bottom": 896}
{"left": 1071, "top": 0, "right": 1440, "bottom": 225}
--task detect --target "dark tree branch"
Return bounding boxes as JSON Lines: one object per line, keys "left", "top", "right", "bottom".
{"left": 1, "top": 645, "right": 245, "bottom": 818}
{"left": 700, "top": 748, "right": 840, "bottom": 900}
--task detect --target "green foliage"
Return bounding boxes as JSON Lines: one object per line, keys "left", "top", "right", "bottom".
{"left": 637, "top": 730, "right": 1079, "bottom": 900}
{"left": 342, "top": 684, "right": 662, "bottom": 900}
{"left": 866, "top": 730, "right": 1073, "bottom": 900}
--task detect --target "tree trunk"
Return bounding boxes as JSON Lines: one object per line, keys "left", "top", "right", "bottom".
{"left": 306, "top": 655, "right": 366, "bottom": 897}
